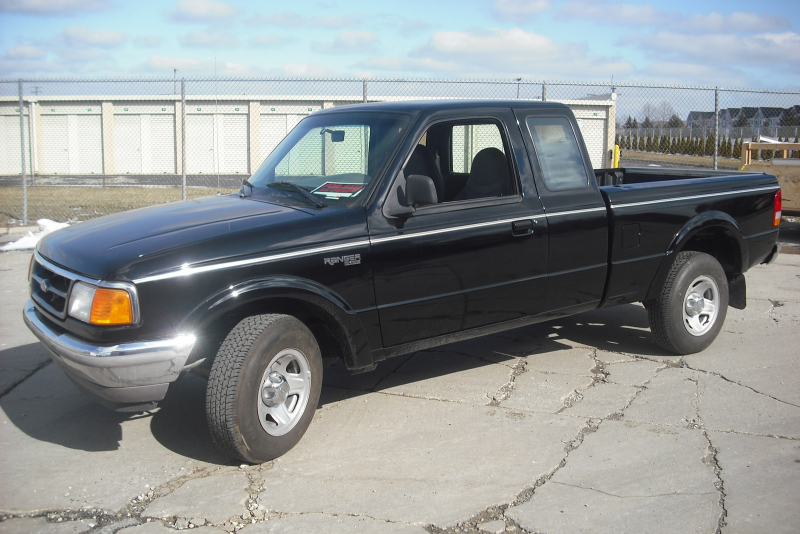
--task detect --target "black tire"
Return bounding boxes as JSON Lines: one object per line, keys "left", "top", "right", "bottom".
{"left": 206, "top": 314, "right": 322, "bottom": 463}
{"left": 647, "top": 251, "right": 729, "bottom": 355}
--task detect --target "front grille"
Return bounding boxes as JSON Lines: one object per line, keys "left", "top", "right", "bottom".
{"left": 31, "top": 258, "right": 74, "bottom": 319}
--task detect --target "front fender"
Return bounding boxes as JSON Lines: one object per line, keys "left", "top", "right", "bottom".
{"left": 645, "top": 212, "right": 747, "bottom": 302}
{"left": 183, "top": 275, "right": 374, "bottom": 370}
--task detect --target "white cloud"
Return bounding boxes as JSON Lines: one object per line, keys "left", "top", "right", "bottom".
{"left": 683, "top": 12, "right": 789, "bottom": 33}
{"left": 280, "top": 63, "right": 339, "bottom": 76}
{"left": 141, "top": 54, "right": 254, "bottom": 75}
{"left": 561, "top": 2, "right": 789, "bottom": 33}
{"left": 145, "top": 54, "right": 213, "bottom": 72}
{"left": 179, "top": 31, "right": 240, "bottom": 48}
{"left": 493, "top": 0, "right": 549, "bottom": 20}
{"left": 0, "top": 0, "right": 109, "bottom": 15}
{"left": 312, "top": 31, "right": 377, "bottom": 54}
{"left": 358, "top": 56, "right": 459, "bottom": 73}
{"left": 170, "top": 0, "right": 237, "bottom": 22}
{"left": 0, "top": 58, "right": 60, "bottom": 75}
{"left": 406, "top": 28, "right": 634, "bottom": 79}
{"left": 55, "top": 26, "right": 128, "bottom": 47}
{"left": 625, "top": 31, "right": 800, "bottom": 66}
{"left": 560, "top": 1, "right": 668, "bottom": 25}
{"left": 634, "top": 62, "right": 754, "bottom": 88}
{"left": 253, "top": 12, "right": 356, "bottom": 28}
{"left": 249, "top": 35, "right": 285, "bottom": 47}
{"left": 5, "top": 43, "right": 46, "bottom": 59}
{"left": 135, "top": 36, "right": 164, "bottom": 47}
{"left": 312, "top": 15, "right": 357, "bottom": 28}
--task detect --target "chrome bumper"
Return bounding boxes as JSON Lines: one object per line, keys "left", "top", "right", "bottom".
{"left": 23, "top": 300, "right": 196, "bottom": 407}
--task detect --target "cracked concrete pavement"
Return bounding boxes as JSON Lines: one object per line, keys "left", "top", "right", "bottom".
{"left": 1, "top": 249, "right": 798, "bottom": 534}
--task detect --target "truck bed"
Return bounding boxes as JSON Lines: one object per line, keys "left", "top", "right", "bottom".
{"left": 594, "top": 168, "right": 780, "bottom": 308}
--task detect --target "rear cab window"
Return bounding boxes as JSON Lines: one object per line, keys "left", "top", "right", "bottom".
{"left": 526, "top": 117, "right": 589, "bottom": 191}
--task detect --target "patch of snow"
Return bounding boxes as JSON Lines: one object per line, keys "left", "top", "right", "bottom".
{"left": 1, "top": 219, "right": 69, "bottom": 251}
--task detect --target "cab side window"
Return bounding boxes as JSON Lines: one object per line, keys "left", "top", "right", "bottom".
{"left": 402, "top": 119, "right": 516, "bottom": 204}
{"left": 527, "top": 117, "right": 589, "bottom": 191}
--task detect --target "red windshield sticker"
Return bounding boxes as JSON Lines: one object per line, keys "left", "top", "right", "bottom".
{"left": 312, "top": 183, "right": 366, "bottom": 198}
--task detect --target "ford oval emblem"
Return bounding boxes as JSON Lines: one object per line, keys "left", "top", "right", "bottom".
{"left": 39, "top": 279, "right": 49, "bottom": 293}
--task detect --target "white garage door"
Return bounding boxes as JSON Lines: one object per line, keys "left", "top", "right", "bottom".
{"left": 219, "top": 115, "right": 247, "bottom": 174}
{"left": 115, "top": 115, "right": 142, "bottom": 173}
{"left": 115, "top": 114, "right": 176, "bottom": 174}
{"left": 40, "top": 115, "right": 69, "bottom": 174}
{"left": 186, "top": 114, "right": 215, "bottom": 174}
{"left": 40, "top": 114, "right": 102, "bottom": 174}
{"left": 0, "top": 114, "right": 31, "bottom": 175}
{"left": 73, "top": 115, "right": 103, "bottom": 174}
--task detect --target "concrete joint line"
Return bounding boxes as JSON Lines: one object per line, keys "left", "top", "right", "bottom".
{"left": 0, "top": 360, "right": 52, "bottom": 399}
{"left": 487, "top": 357, "right": 527, "bottom": 406}
{"left": 688, "top": 377, "right": 728, "bottom": 534}
{"left": 682, "top": 361, "right": 800, "bottom": 409}
{"left": 549, "top": 481, "right": 719, "bottom": 499}
{"left": 508, "top": 417, "right": 603, "bottom": 509}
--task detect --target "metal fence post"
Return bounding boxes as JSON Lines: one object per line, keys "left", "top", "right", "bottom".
{"left": 713, "top": 87, "right": 719, "bottom": 170}
{"left": 18, "top": 79, "right": 27, "bottom": 225}
{"left": 363, "top": 80, "right": 368, "bottom": 103}
{"left": 181, "top": 78, "right": 187, "bottom": 201}
{"left": 541, "top": 83, "right": 547, "bottom": 101}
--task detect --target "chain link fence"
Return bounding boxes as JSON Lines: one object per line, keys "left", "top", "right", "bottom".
{"left": 1, "top": 78, "right": 798, "bottom": 226}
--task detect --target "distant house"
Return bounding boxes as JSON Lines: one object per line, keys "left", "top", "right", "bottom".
{"left": 693, "top": 106, "right": 800, "bottom": 130}
{"left": 686, "top": 111, "right": 715, "bottom": 128}
{"left": 760, "top": 107, "right": 784, "bottom": 128}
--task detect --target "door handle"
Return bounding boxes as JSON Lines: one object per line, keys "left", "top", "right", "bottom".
{"left": 512, "top": 219, "right": 533, "bottom": 236}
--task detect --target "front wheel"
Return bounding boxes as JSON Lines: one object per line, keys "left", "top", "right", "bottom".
{"left": 647, "top": 251, "right": 729, "bottom": 355}
{"left": 206, "top": 314, "right": 322, "bottom": 463}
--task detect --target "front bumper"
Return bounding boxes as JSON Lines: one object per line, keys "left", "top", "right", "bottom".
{"left": 23, "top": 300, "right": 196, "bottom": 410}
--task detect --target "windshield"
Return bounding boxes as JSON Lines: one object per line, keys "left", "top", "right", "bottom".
{"left": 249, "top": 111, "right": 411, "bottom": 207}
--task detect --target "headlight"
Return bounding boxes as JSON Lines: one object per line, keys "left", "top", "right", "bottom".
{"left": 68, "top": 282, "right": 134, "bottom": 325}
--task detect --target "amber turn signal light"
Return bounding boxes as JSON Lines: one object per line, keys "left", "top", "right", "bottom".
{"left": 90, "top": 288, "right": 133, "bottom": 325}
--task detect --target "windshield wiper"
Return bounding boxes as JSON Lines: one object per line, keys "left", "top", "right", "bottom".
{"left": 267, "top": 181, "right": 327, "bottom": 208}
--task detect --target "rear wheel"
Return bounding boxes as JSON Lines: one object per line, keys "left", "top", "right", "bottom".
{"left": 206, "top": 314, "right": 322, "bottom": 463}
{"left": 647, "top": 251, "right": 729, "bottom": 355}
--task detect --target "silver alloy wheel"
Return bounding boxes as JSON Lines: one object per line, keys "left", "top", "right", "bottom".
{"left": 257, "top": 348, "right": 311, "bottom": 436}
{"left": 682, "top": 275, "right": 720, "bottom": 337}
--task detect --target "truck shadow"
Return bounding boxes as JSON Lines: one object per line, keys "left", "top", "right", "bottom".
{"left": 318, "top": 303, "right": 671, "bottom": 407}
{"left": 2, "top": 304, "right": 668, "bottom": 464}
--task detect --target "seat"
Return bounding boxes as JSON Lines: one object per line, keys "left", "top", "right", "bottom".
{"left": 404, "top": 144, "right": 444, "bottom": 203}
{"left": 453, "top": 147, "right": 512, "bottom": 201}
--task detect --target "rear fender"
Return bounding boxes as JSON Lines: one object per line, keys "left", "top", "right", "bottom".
{"left": 644, "top": 212, "right": 747, "bottom": 302}
{"left": 182, "top": 275, "right": 374, "bottom": 370}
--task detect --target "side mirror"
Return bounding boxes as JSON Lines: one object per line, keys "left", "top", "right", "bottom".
{"left": 405, "top": 175, "right": 437, "bottom": 207}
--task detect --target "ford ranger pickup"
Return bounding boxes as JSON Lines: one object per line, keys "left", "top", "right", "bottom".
{"left": 23, "top": 100, "right": 782, "bottom": 462}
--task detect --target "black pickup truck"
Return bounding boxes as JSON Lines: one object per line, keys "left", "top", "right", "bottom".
{"left": 23, "top": 100, "right": 781, "bottom": 463}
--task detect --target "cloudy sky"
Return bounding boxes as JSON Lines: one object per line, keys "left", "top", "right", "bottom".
{"left": 0, "top": 0, "right": 798, "bottom": 88}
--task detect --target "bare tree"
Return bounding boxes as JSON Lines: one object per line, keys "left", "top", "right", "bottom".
{"left": 641, "top": 101, "right": 677, "bottom": 126}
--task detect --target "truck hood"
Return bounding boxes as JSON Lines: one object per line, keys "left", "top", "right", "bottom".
{"left": 38, "top": 194, "right": 313, "bottom": 280}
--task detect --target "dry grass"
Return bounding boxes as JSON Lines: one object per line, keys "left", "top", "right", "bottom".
{"left": 0, "top": 186, "right": 236, "bottom": 227}
{"left": 621, "top": 150, "right": 743, "bottom": 170}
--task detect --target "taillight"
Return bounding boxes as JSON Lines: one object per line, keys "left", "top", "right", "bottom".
{"left": 773, "top": 190, "right": 782, "bottom": 228}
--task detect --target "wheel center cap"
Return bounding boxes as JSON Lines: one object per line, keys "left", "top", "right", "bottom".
{"left": 685, "top": 293, "right": 705, "bottom": 316}
{"left": 261, "top": 372, "right": 290, "bottom": 406}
